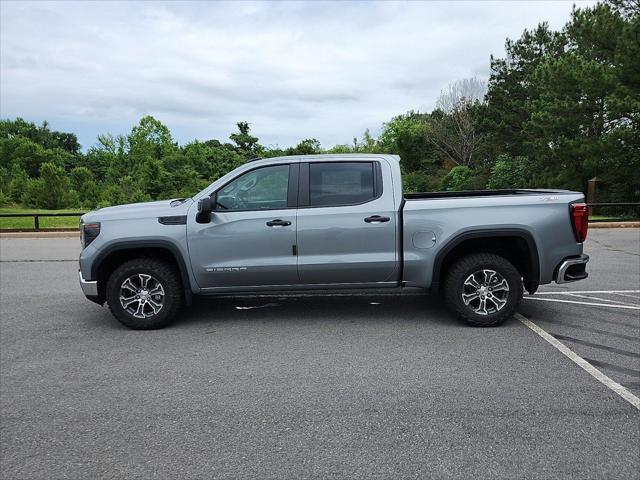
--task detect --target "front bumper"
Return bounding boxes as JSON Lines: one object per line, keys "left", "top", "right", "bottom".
{"left": 78, "top": 270, "right": 98, "bottom": 297}
{"left": 555, "top": 254, "right": 589, "bottom": 284}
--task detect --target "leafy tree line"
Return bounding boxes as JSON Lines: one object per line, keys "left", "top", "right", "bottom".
{"left": 0, "top": 0, "right": 637, "bottom": 210}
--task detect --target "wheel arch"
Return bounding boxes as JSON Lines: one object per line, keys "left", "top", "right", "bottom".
{"left": 432, "top": 229, "right": 540, "bottom": 294}
{"left": 91, "top": 240, "right": 193, "bottom": 305}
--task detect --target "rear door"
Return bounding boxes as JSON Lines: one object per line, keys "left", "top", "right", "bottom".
{"left": 296, "top": 160, "right": 398, "bottom": 285}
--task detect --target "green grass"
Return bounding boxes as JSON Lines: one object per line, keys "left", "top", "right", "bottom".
{"left": 0, "top": 207, "right": 85, "bottom": 230}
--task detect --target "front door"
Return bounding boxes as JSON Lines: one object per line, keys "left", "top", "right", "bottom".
{"left": 188, "top": 163, "right": 298, "bottom": 289}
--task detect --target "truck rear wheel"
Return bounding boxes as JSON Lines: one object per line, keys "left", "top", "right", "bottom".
{"left": 443, "top": 253, "right": 523, "bottom": 327}
{"left": 106, "top": 258, "right": 183, "bottom": 329}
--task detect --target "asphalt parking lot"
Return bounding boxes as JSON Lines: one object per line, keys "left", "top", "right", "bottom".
{"left": 1, "top": 229, "right": 639, "bottom": 479}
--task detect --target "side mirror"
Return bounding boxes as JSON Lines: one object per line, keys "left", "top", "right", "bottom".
{"left": 196, "top": 197, "right": 213, "bottom": 223}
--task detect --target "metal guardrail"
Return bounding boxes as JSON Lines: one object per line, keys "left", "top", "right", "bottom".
{"left": 0, "top": 212, "right": 85, "bottom": 231}
{"left": 0, "top": 202, "right": 638, "bottom": 231}
{"left": 587, "top": 203, "right": 640, "bottom": 207}
{"left": 587, "top": 203, "right": 640, "bottom": 220}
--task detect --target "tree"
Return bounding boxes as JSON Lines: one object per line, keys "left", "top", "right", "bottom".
{"left": 24, "top": 162, "right": 76, "bottom": 209}
{"left": 378, "top": 111, "right": 438, "bottom": 172}
{"left": 483, "top": 23, "right": 567, "bottom": 160}
{"left": 6, "top": 165, "right": 30, "bottom": 203}
{"left": 427, "top": 78, "right": 487, "bottom": 167}
{"left": 141, "top": 158, "right": 170, "bottom": 199}
{"left": 229, "top": 122, "right": 260, "bottom": 157}
{"left": 440, "top": 165, "right": 485, "bottom": 191}
{"left": 100, "top": 175, "right": 149, "bottom": 206}
{"left": 168, "top": 166, "right": 208, "bottom": 198}
{"left": 85, "top": 135, "right": 123, "bottom": 182}
{"left": 0, "top": 118, "right": 81, "bottom": 154}
{"left": 286, "top": 138, "right": 322, "bottom": 155}
{"left": 0, "top": 136, "right": 47, "bottom": 176}
{"left": 69, "top": 166, "right": 100, "bottom": 208}
{"left": 487, "top": 155, "right": 536, "bottom": 189}
{"left": 606, "top": 0, "right": 639, "bottom": 18}
{"left": 128, "top": 116, "right": 176, "bottom": 173}
{"left": 482, "top": 2, "right": 638, "bottom": 199}
{"left": 402, "top": 171, "right": 437, "bottom": 193}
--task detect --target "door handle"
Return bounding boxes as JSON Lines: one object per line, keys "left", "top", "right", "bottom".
{"left": 266, "top": 219, "right": 292, "bottom": 227}
{"left": 364, "top": 215, "right": 390, "bottom": 223}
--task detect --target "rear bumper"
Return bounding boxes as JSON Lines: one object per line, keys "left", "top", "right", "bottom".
{"left": 555, "top": 254, "right": 589, "bottom": 284}
{"left": 78, "top": 270, "right": 98, "bottom": 297}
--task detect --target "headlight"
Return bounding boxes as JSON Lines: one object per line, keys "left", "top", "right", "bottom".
{"left": 80, "top": 222, "right": 101, "bottom": 249}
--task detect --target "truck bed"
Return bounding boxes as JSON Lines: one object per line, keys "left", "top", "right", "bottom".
{"left": 400, "top": 187, "right": 585, "bottom": 290}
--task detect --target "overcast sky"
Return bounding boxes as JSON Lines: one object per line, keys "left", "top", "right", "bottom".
{"left": 1, "top": 0, "right": 596, "bottom": 150}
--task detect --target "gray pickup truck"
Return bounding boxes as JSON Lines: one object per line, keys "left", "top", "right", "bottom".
{"left": 79, "top": 154, "right": 589, "bottom": 329}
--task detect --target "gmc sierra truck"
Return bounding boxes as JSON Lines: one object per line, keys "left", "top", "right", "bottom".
{"left": 79, "top": 154, "right": 589, "bottom": 329}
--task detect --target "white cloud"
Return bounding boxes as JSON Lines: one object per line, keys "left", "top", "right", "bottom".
{"left": 0, "top": 0, "right": 596, "bottom": 149}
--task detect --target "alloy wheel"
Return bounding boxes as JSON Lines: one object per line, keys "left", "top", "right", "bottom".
{"left": 119, "top": 273, "right": 165, "bottom": 319}
{"left": 461, "top": 269, "right": 510, "bottom": 315}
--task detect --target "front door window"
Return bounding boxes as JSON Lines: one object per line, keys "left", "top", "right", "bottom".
{"left": 216, "top": 164, "right": 290, "bottom": 211}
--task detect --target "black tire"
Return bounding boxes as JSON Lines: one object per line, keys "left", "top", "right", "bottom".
{"left": 106, "top": 258, "right": 183, "bottom": 330}
{"left": 443, "top": 253, "right": 523, "bottom": 327}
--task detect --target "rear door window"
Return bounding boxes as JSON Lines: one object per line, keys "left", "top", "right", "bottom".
{"left": 309, "top": 162, "right": 375, "bottom": 207}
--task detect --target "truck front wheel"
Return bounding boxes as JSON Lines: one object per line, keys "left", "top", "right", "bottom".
{"left": 105, "top": 258, "right": 183, "bottom": 329}
{"left": 443, "top": 253, "right": 523, "bottom": 327}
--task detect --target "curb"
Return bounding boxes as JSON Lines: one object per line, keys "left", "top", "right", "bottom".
{"left": 0, "top": 231, "right": 79, "bottom": 238}
{"left": 589, "top": 221, "right": 640, "bottom": 229}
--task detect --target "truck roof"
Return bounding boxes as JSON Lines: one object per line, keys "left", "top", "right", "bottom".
{"left": 248, "top": 153, "right": 401, "bottom": 164}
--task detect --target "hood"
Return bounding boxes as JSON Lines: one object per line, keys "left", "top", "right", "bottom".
{"left": 81, "top": 198, "right": 193, "bottom": 223}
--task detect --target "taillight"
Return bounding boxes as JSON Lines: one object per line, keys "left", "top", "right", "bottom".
{"left": 571, "top": 203, "right": 588, "bottom": 242}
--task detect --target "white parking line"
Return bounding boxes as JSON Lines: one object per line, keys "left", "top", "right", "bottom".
{"left": 534, "top": 290, "right": 640, "bottom": 295}
{"left": 610, "top": 292, "right": 640, "bottom": 300}
{"left": 566, "top": 293, "right": 639, "bottom": 306}
{"left": 524, "top": 296, "right": 640, "bottom": 310}
{"left": 516, "top": 313, "right": 640, "bottom": 410}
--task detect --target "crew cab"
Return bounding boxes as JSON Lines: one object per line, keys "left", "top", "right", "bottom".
{"left": 79, "top": 154, "right": 589, "bottom": 329}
